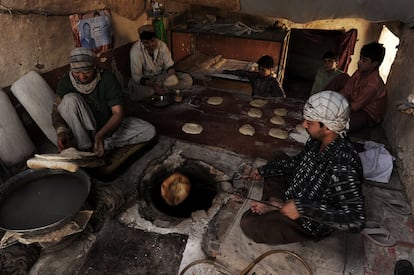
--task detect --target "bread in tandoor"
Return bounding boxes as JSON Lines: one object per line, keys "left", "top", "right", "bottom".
{"left": 161, "top": 172, "right": 191, "bottom": 206}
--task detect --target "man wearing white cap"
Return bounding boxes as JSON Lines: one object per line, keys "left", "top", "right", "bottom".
{"left": 128, "top": 24, "right": 193, "bottom": 101}
{"left": 52, "top": 47, "right": 156, "bottom": 157}
{"left": 240, "top": 90, "right": 365, "bottom": 244}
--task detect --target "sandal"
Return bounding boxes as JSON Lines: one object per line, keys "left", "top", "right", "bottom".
{"left": 361, "top": 221, "right": 396, "bottom": 247}
{"left": 394, "top": 259, "right": 414, "bottom": 275}
{"left": 372, "top": 188, "right": 412, "bottom": 216}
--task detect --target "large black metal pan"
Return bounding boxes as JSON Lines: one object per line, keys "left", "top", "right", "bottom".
{"left": 0, "top": 168, "right": 90, "bottom": 234}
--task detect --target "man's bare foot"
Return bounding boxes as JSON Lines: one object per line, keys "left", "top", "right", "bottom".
{"left": 250, "top": 199, "right": 284, "bottom": 215}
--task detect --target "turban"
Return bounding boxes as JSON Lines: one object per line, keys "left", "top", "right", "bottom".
{"left": 303, "top": 91, "right": 350, "bottom": 137}
{"left": 68, "top": 47, "right": 96, "bottom": 72}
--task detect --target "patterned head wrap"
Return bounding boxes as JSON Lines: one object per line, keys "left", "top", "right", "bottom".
{"left": 303, "top": 91, "right": 350, "bottom": 137}
{"left": 69, "top": 47, "right": 96, "bottom": 72}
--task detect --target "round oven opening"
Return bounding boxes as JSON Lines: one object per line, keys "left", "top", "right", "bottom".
{"left": 149, "top": 162, "right": 218, "bottom": 219}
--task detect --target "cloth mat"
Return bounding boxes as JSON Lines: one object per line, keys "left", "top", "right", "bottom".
{"left": 76, "top": 220, "right": 188, "bottom": 274}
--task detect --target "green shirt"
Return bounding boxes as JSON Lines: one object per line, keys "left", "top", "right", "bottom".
{"left": 57, "top": 70, "right": 124, "bottom": 130}
{"left": 310, "top": 68, "right": 344, "bottom": 96}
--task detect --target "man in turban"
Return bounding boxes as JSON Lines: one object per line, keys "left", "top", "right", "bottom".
{"left": 51, "top": 47, "right": 156, "bottom": 157}
{"left": 240, "top": 90, "right": 365, "bottom": 244}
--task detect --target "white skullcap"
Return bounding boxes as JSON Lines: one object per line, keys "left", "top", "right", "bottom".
{"left": 303, "top": 91, "right": 350, "bottom": 137}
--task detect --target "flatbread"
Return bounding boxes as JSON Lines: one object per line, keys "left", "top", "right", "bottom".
{"left": 200, "top": 55, "right": 222, "bottom": 70}
{"left": 34, "top": 147, "right": 96, "bottom": 161}
{"left": 163, "top": 74, "right": 179, "bottom": 87}
{"left": 274, "top": 108, "right": 288, "bottom": 116}
{"left": 247, "top": 108, "right": 263, "bottom": 118}
{"left": 270, "top": 115, "right": 285, "bottom": 126}
{"left": 268, "top": 128, "right": 289, "bottom": 139}
{"left": 161, "top": 172, "right": 191, "bottom": 206}
{"left": 250, "top": 99, "right": 268, "bottom": 108}
{"left": 207, "top": 96, "right": 223, "bottom": 105}
{"left": 239, "top": 124, "right": 255, "bottom": 136}
{"left": 182, "top": 123, "right": 203, "bottom": 134}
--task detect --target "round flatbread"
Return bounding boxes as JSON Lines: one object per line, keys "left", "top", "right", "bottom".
{"left": 161, "top": 172, "right": 191, "bottom": 206}
{"left": 247, "top": 108, "right": 263, "bottom": 118}
{"left": 250, "top": 99, "right": 268, "bottom": 108}
{"left": 239, "top": 124, "right": 255, "bottom": 136}
{"left": 182, "top": 123, "right": 203, "bottom": 134}
{"left": 163, "top": 74, "right": 179, "bottom": 87}
{"left": 207, "top": 96, "right": 223, "bottom": 105}
{"left": 268, "top": 128, "right": 289, "bottom": 139}
{"left": 274, "top": 108, "right": 288, "bottom": 116}
{"left": 270, "top": 115, "right": 285, "bottom": 126}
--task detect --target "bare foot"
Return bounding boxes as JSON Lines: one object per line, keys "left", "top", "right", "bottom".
{"left": 250, "top": 199, "right": 284, "bottom": 215}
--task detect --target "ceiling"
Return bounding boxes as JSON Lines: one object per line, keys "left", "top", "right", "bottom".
{"left": 239, "top": 0, "right": 414, "bottom": 26}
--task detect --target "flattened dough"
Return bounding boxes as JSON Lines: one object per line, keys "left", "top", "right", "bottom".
{"left": 182, "top": 123, "right": 203, "bottom": 134}
{"left": 295, "top": 123, "right": 307, "bottom": 134}
{"left": 250, "top": 99, "right": 268, "bottom": 108}
{"left": 248, "top": 108, "right": 263, "bottom": 118}
{"left": 207, "top": 96, "right": 223, "bottom": 105}
{"left": 239, "top": 124, "right": 255, "bottom": 136}
{"left": 163, "top": 74, "right": 179, "bottom": 87}
{"left": 270, "top": 115, "right": 285, "bottom": 126}
{"left": 274, "top": 108, "right": 288, "bottom": 116}
{"left": 268, "top": 128, "right": 289, "bottom": 139}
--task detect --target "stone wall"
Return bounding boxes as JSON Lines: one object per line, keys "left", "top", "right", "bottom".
{"left": 383, "top": 26, "right": 414, "bottom": 207}
{"left": 0, "top": 1, "right": 150, "bottom": 87}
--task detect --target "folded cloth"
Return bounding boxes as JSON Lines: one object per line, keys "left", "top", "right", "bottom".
{"left": 358, "top": 141, "right": 395, "bottom": 183}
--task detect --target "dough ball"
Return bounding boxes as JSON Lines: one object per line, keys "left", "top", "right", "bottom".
{"left": 239, "top": 124, "right": 255, "bottom": 136}
{"left": 270, "top": 115, "right": 285, "bottom": 126}
{"left": 248, "top": 108, "right": 263, "bottom": 118}
{"left": 161, "top": 172, "right": 191, "bottom": 206}
{"left": 207, "top": 96, "right": 223, "bottom": 105}
{"left": 274, "top": 108, "right": 288, "bottom": 116}
{"left": 268, "top": 128, "right": 289, "bottom": 139}
{"left": 182, "top": 123, "right": 203, "bottom": 134}
{"left": 295, "top": 123, "right": 307, "bottom": 134}
{"left": 250, "top": 99, "right": 268, "bottom": 108}
{"left": 163, "top": 74, "right": 179, "bottom": 87}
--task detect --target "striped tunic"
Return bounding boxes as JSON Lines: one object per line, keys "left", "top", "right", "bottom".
{"left": 258, "top": 137, "right": 365, "bottom": 238}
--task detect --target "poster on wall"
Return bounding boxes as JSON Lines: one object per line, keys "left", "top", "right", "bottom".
{"left": 69, "top": 10, "right": 113, "bottom": 56}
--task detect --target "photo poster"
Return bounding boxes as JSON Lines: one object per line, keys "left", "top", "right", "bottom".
{"left": 69, "top": 10, "right": 113, "bottom": 55}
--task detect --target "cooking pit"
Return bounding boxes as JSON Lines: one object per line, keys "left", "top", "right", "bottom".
{"left": 137, "top": 150, "right": 233, "bottom": 226}
{"left": 148, "top": 163, "right": 218, "bottom": 219}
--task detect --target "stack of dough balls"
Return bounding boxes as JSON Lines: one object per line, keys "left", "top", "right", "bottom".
{"left": 161, "top": 172, "right": 191, "bottom": 206}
